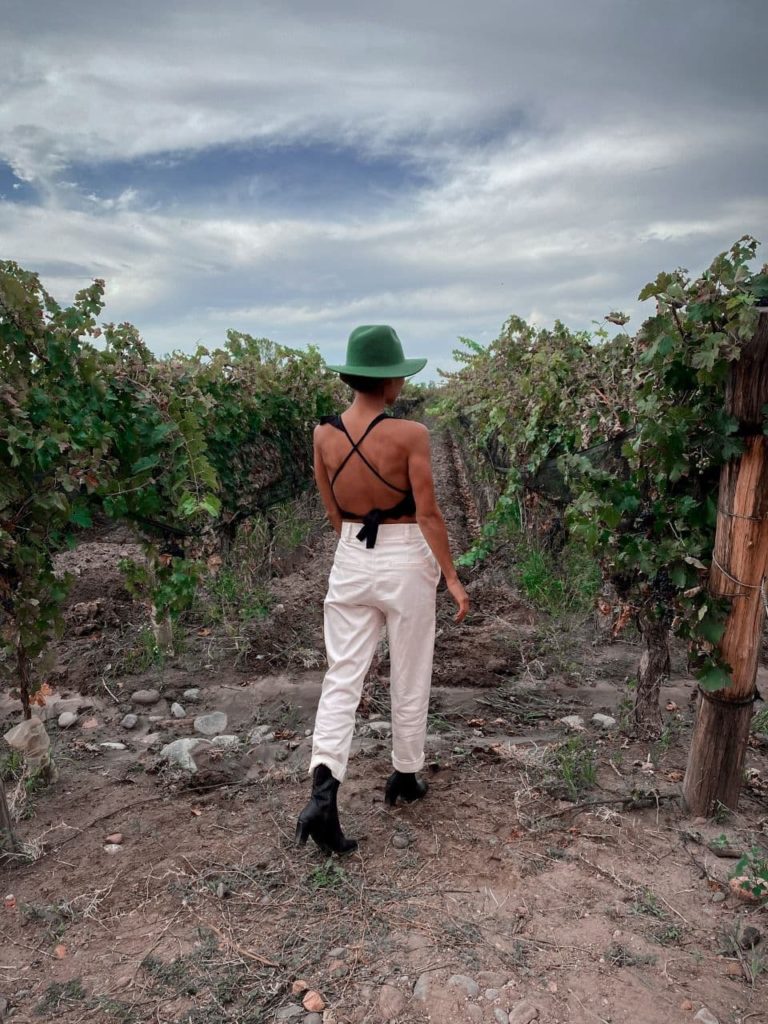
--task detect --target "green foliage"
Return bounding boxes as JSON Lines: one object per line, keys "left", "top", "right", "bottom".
{"left": 437, "top": 237, "right": 768, "bottom": 696}
{"left": 731, "top": 845, "right": 768, "bottom": 901}
{"left": 1, "top": 264, "right": 340, "bottom": 711}
{"left": 548, "top": 736, "right": 597, "bottom": 801}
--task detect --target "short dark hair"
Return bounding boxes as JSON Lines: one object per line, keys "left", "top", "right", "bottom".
{"left": 339, "top": 373, "right": 388, "bottom": 395}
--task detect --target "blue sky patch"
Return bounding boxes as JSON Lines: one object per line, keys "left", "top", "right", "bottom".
{"left": 0, "top": 163, "right": 38, "bottom": 204}
{"left": 63, "top": 141, "right": 433, "bottom": 215}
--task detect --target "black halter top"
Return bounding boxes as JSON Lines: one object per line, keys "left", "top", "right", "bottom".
{"left": 320, "top": 413, "right": 416, "bottom": 548}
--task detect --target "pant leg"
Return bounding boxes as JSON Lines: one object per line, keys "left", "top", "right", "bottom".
{"left": 310, "top": 563, "right": 384, "bottom": 782}
{"left": 385, "top": 551, "right": 439, "bottom": 773}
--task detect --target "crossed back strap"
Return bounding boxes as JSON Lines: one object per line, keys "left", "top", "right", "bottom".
{"left": 327, "top": 413, "right": 409, "bottom": 495}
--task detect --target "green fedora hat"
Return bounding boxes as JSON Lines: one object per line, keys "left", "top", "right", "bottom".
{"left": 327, "top": 325, "right": 427, "bottom": 378}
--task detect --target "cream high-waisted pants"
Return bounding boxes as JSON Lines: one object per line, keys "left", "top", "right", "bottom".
{"left": 310, "top": 522, "right": 440, "bottom": 782}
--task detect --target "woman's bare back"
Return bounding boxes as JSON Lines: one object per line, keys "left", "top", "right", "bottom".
{"left": 317, "top": 412, "right": 420, "bottom": 521}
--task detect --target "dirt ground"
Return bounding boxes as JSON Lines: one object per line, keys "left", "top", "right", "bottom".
{"left": 1, "top": 429, "right": 767, "bottom": 1024}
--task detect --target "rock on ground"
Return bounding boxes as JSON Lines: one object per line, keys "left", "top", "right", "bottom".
{"left": 694, "top": 1010, "right": 719, "bottom": 1024}
{"left": 170, "top": 702, "right": 186, "bottom": 718}
{"left": 447, "top": 974, "right": 480, "bottom": 999}
{"left": 559, "top": 714, "right": 585, "bottom": 730}
{"left": 120, "top": 714, "right": 138, "bottom": 730}
{"left": 211, "top": 734, "right": 240, "bottom": 749}
{"left": 159, "top": 737, "right": 210, "bottom": 771}
{"left": 592, "top": 712, "right": 617, "bottom": 730}
{"left": 131, "top": 688, "right": 160, "bottom": 705}
{"left": 508, "top": 1002, "right": 539, "bottom": 1024}
{"left": 58, "top": 711, "right": 78, "bottom": 728}
{"left": 377, "top": 983, "right": 406, "bottom": 1020}
{"left": 194, "top": 711, "right": 228, "bottom": 736}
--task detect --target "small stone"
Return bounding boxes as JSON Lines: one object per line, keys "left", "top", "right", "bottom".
{"left": 139, "top": 732, "right": 162, "bottom": 747}
{"left": 100, "top": 741, "right": 127, "bottom": 750}
{"left": 377, "top": 983, "right": 406, "bottom": 1020}
{"left": 81, "top": 716, "right": 100, "bottom": 730}
{"left": 302, "top": 991, "right": 325, "bottom": 1013}
{"left": 105, "top": 833, "right": 123, "bottom": 844}
{"left": 291, "top": 980, "right": 310, "bottom": 996}
{"left": 120, "top": 714, "right": 138, "bottom": 730}
{"left": 328, "top": 947, "right": 347, "bottom": 959}
{"left": 249, "top": 724, "right": 276, "bottom": 744}
{"left": 368, "top": 720, "right": 392, "bottom": 737}
{"left": 211, "top": 734, "right": 240, "bottom": 750}
{"left": 559, "top": 714, "right": 585, "bottom": 731}
{"left": 447, "top": 974, "right": 480, "bottom": 999}
{"left": 305, "top": 1015, "right": 323, "bottom": 1024}
{"left": 194, "top": 711, "right": 228, "bottom": 736}
{"left": 680, "top": 1001, "right": 693, "bottom": 1011}
{"left": 58, "top": 711, "right": 78, "bottom": 728}
{"left": 494, "top": 1011, "right": 510, "bottom": 1024}
{"left": 131, "top": 688, "right": 160, "bottom": 705}
{"left": 413, "top": 974, "right": 431, "bottom": 1001}
{"left": 485, "top": 989, "right": 500, "bottom": 1000}
{"left": 711, "top": 891, "right": 726, "bottom": 903}
{"left": 322, "top": 1012, "right": 338, "bottom": 1024}
{"left": 725, "top": 962, "right": 742, "bottom": 978}
{"left": 170, "top": 702, "right": 186, "bottom": 718}
{"left": 508, "top": 1002, "right": 539, "bottom": 1024}
{"left": 694, "top": 1010, "right": 719, "bottom": 1024}
{"left": 103, "top": 843, "right": 122, "bottom": 855}
{"left": 477, "top": 972, "right": 508, "bottom": 989}
{"left": 739, "top": 924, "right": 761, "bottom": 949}
{"left": 546, "top": 981, "right": 558, "bottom": 994}
{"left": 160, "top": 737, "right": 209, "bottom": 771}
{"left": 328, "top": 959, "right": 347, "bottom": 978}
{"left": 183, "top": 688, "right": 201, "bottom": 702}
{"left": 392, "top": 833, "right": 410, "bottom": 849}
{"left": 275, "top": 1008, "right": 304, "bottom": 1021}
{"left": 592, "top": 713, "right": 617, "bottom": 730}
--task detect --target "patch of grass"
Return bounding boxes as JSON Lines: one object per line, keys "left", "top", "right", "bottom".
{"left": 516, "top": 539, "right": 601, "bottom": 616}
{"left": 21, "top": 900, "right": 74, "bottom": 939}
{"left": 307, "top": 859, "right": 347, "bottom": 891}
{"left": 713, "top": 800, "right": 731, "bottom": 825}
{"left": 605, "top": 942, "right": 657, "bottom": 968}
{"left": 654, "top": 924, "right": 684, "bottom": 947}
{"left": 120, "top": 626, "right": 166, "bottom": 674}
{"left": 0, "top": 748, "right": 23, "bottom": 782}
{"left": 36, "top": 979, "right": 86, "bottom": 1015}
{"left": 427, "top": 713, "right": 453, "bottom": 733}
{"left": 630, "top": 888, "right": 666, "bottom": 919}
{"left": 205, "top": 568, "right": 272, "bottom": 624}
{"left": 141, "top": 952, "right": 200, "bottom": 996}
{"left": 752, "top": 705, "right": 768, "bottom": 735}
{"left": 651, "top": 719, "right": 681, "bottom": 759}
{"left": 548, "top": 736, "right": 597, "bottom": 801}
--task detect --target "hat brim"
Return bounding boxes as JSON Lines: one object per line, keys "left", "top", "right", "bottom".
{"left": 326, "top": 357, "right": 427, "bottom": 379}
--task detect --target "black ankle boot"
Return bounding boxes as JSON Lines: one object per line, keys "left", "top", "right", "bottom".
{"left": 296, "top": 765, "right": 358, "bottom": 854}
{"left": 384, "top": 770, "right": 428, "bottom": 807}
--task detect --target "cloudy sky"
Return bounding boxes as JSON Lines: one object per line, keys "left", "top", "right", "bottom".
{"left": 2, "top": 0, "right": 766, "bottom": 376}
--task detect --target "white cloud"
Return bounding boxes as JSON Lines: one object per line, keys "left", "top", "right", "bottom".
{"left": 0, "top": 0, "right": 765, "bottom": 373}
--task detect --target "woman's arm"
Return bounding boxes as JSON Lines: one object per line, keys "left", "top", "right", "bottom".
{"left": 313, "top": 426, "right": 343, "bottom": 535}
{"left": 408, "top": 424, "right": 469, "bottom": 623}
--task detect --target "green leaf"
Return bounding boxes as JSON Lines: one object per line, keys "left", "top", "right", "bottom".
{"left": 697, "top": 663, "right": 732, "bottom": 692}
{"left": 131, "top": 454, "right": 161, "bottom": 474}
{"left": 69, "top": 506, "right": 93, "bottom": 528}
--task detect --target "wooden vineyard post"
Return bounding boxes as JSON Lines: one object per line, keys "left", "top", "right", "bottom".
{"left": 683, "top": 312, "right": 768, "bottom": 815}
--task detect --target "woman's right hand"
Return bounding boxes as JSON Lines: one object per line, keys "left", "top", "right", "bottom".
{"left": 446, "top": 576, "right": 470, "bottom": 623}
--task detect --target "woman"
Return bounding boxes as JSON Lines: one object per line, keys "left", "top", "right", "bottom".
{"left": 296, "top": 325, "right": 469, "bottom": 854}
